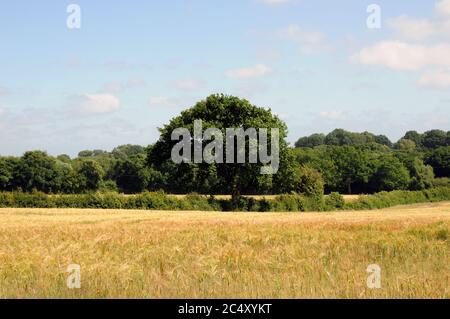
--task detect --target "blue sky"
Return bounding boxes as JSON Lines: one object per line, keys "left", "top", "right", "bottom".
{"left": 0, "top": 0, "right": 449, "bottom": 156}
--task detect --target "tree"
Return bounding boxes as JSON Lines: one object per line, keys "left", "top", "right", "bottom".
{"left": 426, "top": 147, "right": 450, "bottom": 177}
{"left": 112, "top": 144, "right": 146, "bottom": 160}
{"left": 76, "top": 160, "right": 104, "bottom": 191}
{"left": 291, "top": 165, "right": 324, "bottom": 198}
{"left": 370, "top": 155, "right": 410, "bottom": 192}
{"left": 395, "top": 150, "right": 434, "bottom": 190}
{"left": 396, "top": 139, "right": 416, "bottom": 151}
{"left": 402, "top": 131, "right": 422, "bottom": 148}
{"left": 324, "top": 129, "right": 375, "bottom": 147}
{"left": 0, "top": 157, "right": 20, "bottom": 191}
{"left": 409, "top": 158, "right": 435, "bottom": 190}
{"left": 15, "top": 151, "right": 61, "bottom": 193}
{"left": 422, "top": 130, "right": 448, "bottom": 149}
{"left": 148, "top": 94, "right": 290, "bottom": 205}
{"left": 295, "top": 133, "right": 325, "bottom": 148}
{"left": 112, "top": 155, "right": 148, "bottom": 193}
{"left": 374, "top": 135, "right": 393, "bottom": 148}
{"left": 326, "top": 146, "right": 373, "bottom": 194}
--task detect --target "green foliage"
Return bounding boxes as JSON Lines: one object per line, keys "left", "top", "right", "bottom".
{"left": 76, "top": 160, "right": 104, "bottom": 191}
{"left": 148, "top": 94, "right": 290, "bottom": 203}
{"left": 426, "top": 147, "right": 450, "bottom": 177}
{"left": 1, "top": 187, "right": 450, "bottom": 212}
{"left": 433, "top": 177, "right": 450, "bottom": 188}
{"left": 291, "top": 165, "right": 324, "bottom": 198}
{"left": 344, "top": 187, "right": 450, "bottom": 210}
{"left": 422, "top": 130, "right": 448, "bottom": 149}
{"left": 295, "top": 133, "right": 325, "bottom": 148}
{"left": 15, "top": 151, "right": 60, "bottom": 193}
{"left": 112, "top": 155, "right": 148, "bottom": 193}
{"left": 325, "top": 192, "right": 345, "bottom": 209}
{"left": 395, "top": 139, "right": 416, "bottom": 151}
{"left": 370, "top": 155, "right": 410, "bottom": 192}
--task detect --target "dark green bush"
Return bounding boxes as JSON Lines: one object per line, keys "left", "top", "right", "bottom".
{"left": 325, "top": 192, "right": 345, "bottom": 209}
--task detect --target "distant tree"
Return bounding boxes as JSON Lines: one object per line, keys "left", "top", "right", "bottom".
{"left": 112, "top": 145, "right": 146, "bottom": 160}
{"left": 55, "top": 161, "right": 79, "bottom": 193}
{"left": 112, "top": 155, "right": 149, "bottom": 193}
{"left": 324, "top": 129, "right": 374, "bottom": 147}
{"left": 409, "top": 158, "right": 435, "bottom": 190}
{"left": 402, "top": 131, "right": 422, "bottom": 148}
{"left": 326, "top": 146, "right": 373, "bottom": 194}
{"left": 57, "top": 154, "right": 71, "bottom": 163}
{"left": 291, "top": 165, "right": 324, "bottom": 198}
{"left": 78, "top": 150, "right": 94, "bottom": 158}
{"left": 14, "top": 151, "right": 62, "bottom": 193}
{"left": 371, "top": 155, "right": 410, "bottom": 192}
{"left": 396, "top": 139, "right": 416, "bottom": 151}
{"left": 295, "top": 133, "right": 325, "bottom": 148}
{"left": 0, "top": 157, "right": 20, "bottom": 191}
{"left": 374, "top": 135, "right": 393, "bottom": 148}
{"left": 422, "top": 130, "right": 448, "bottom": 149}
{"left": 76, "top": 160, "right": 104, "bottom": 191}
{"left": 426, "top": 147, "right": 450, "bottom": 177}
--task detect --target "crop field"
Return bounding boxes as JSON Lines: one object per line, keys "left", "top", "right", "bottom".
{"left": 0, "top": 203, "right": 449, "bottom": 298}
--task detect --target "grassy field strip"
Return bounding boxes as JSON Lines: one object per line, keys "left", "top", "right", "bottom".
{"left": 1, "top": 201, "right": 449, "bottom": 225}
{"left": 0, "top": 203, "right": 448, "bottom": 298}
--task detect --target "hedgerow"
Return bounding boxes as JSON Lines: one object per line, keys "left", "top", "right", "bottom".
{"left": 1, "top": 187, "right": 449, "bottom": 212}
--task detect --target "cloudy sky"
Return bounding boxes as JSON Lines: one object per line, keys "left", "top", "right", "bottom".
{"left": 1, "top": 0, "right": 449, "bottom": 156}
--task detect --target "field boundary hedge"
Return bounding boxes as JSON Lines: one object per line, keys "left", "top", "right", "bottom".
{"left": 0, "top": 187, "right": 450, "bottom": 212}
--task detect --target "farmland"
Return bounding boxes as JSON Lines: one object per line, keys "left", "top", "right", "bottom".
{"left": 0, "top": 202, "right": 449, "bottom": 298}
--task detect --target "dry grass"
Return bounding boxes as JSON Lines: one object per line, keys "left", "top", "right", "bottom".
{"left": 0, "top": 202, "right": 449, "bottom": 299}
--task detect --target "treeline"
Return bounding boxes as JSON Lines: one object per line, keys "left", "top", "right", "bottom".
{"left": 0, "top": 130, "right": 449, "bottom": 195}
{"left": 295, "top": 128, "right": 450, "bottom": 150}
{"left": 294, "top": 129, "right": 450, "bottom": 194}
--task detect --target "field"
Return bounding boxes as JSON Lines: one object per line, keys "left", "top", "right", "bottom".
{"left": 0, "top": 203, "right": 449, "bottom": 298}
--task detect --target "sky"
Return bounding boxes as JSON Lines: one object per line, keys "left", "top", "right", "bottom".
{"left": 0, "top": 0, "right": 449, "bottom": 157}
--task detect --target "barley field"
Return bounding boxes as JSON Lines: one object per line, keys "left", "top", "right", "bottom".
{"left": 0, "top": 203, "right": 449, "bottom": 299}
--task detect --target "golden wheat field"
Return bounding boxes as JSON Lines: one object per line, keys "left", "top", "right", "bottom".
{"left": 0, "top": 202, "right": 449, "bottom": 299}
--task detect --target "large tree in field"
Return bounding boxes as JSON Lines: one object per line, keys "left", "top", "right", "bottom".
{"left": 147, "top": 94, "right": 291, "bottom": 205}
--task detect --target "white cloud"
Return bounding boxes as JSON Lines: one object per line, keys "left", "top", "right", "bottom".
{"left": 69, "top": 94, "right": 120, "bottom": 116}
{"left": 352, "top": 41, "right": 450, "bottom": 71}
{"left": 436, "top": 0, "right": 450, "bottom": 17}
{"left": 387, "top": 16, "right": 436, "bottom": 41}
{"left": 149, "top": 96, "right": 179, "bottom": 107}
{"left": 418, "top": 70, "right": 450, "bottom": 89}
{"left": 279, "top": 24, "right": 331, "bottom": 54}
{"left": 174, "top": 78, "right": 204, "bottom": 91}
{"left": 387, "top": 15, "right": 450, "bottom": 41}
{"left": 225, "top": 64, "right": 272, "bottom": 79}
{"left": 319, "top": 111, "right": 346, "bottom": 120}
{"left": 385, "top": 1, "right": 450, "bottom": 41}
